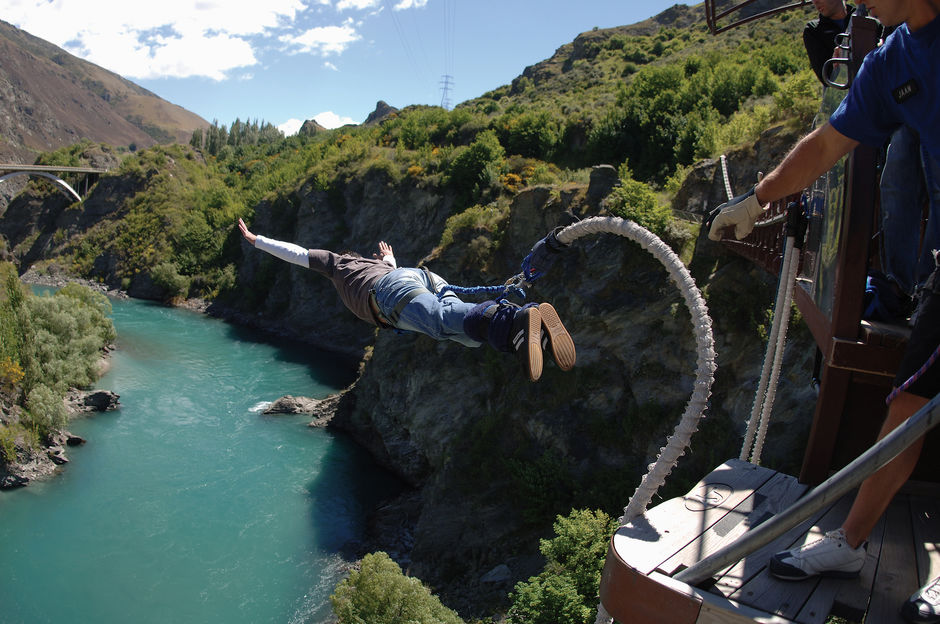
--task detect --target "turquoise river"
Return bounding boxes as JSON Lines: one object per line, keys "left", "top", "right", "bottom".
{"left": 0, "top": 295, "right": 401, "bottom": 623}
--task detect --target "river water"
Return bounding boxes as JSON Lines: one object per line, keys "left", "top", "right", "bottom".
{"left": 0, "top": 296, "right": 400, "bottom": 623}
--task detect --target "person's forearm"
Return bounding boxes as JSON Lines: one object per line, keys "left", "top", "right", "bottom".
{"left": 254, "top": 235, "right": 311, "bottom": 268}
{"left": 755, "top": 123, "right": 858, "bottom": 204}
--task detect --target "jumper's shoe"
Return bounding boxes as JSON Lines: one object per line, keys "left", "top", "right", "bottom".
{"left": 769, "top": 528, "right": 866, "bottom": 581}
{"left": 901, "top": 575, "right": 940, "bottom": 623}
{"left": 510, "top": 305, "right": 543, "bottom": 382}
{"left": 538, "top": 303, "right": 576, "bottom": 371}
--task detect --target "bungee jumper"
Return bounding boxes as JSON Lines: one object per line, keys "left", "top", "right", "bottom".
{"left": 237, "top": 218, "right": 576, "bottom": 382}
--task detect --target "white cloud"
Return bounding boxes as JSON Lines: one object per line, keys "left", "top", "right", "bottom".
{"left": 278, "top": 118, "right": 304, "bottom": 136}
{"left": 393, "top": 0, "right": 428, "bottom": 9}
{"left": 4, "top": 0, "right": 308, "bottom": 80}
{"left": 278, "top": 111, "right": 356, "bottom": 135}
{"left": 323, "top": 61, "right": 339, "bottom": 71}
{"left": 315, "top": 111, "right": 356, "bottom": 128}
{"left": 280, "top": 21, "right": 360, "bottom": 55}
{"left": 335, "top": 0, "right": 380, "bottom": 10}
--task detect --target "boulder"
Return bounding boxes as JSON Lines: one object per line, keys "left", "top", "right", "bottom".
{"left": 65, "top": 388, "right": 120, "bottom": 414}
{"left": 263, "top": 395, "right": 320, "bottom": 414}
{"left": 480, "top": 564, "right": 512, "bottom": 584}
{"left": 0, "top": 474, "right": 29, "bottom": 489}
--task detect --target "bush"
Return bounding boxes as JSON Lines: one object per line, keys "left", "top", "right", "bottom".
{"left": 331, "top": 552, "right": 464, "bottom": 624}
{"left": 507, "top": 509, "right": 617, "bottom": 624}
{"left": 24, "top": 384, "right": 68, "bottom": 437}
{"left": 151, "top": 262, "right": 190, "bottom": 300}
{"left": 447, "top": 130, "right": 505, "bottom": 200}
{"left": 606, "top": 178, "right": 672, "bottom": 238}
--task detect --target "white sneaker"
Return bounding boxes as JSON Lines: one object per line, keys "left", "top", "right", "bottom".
{"left": 769, "top": 528, "right": 866, "bottom": 581}
{"left": 901, "top": 575, "right": 940, "bottom": 623}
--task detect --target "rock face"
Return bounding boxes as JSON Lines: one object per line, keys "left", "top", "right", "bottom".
{"left": 363, "top": 101, "right": 399, "bottom": 126}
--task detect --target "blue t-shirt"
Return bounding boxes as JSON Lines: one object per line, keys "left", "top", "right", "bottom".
{"left": 830, "top": 14, "right": 940, "bottom": 157}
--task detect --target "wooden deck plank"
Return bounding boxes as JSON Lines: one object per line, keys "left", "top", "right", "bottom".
{"left": 613, "top": 460, "right": 779, "bottom": 575}
{"left": 909, "top": 494, "right": 940, "bottom": 587}
{"left": 866, "top": 497, "right": 918, "bottom": 624}
{"left": 708, "top": 497, "right": 838, "bottom": 601}
{"left": 650, "top": 572, "right": 797, "bottom": 624}
{"left": 794, "top": 506, "right": 887, "bottom": 623}
{"left": 723, "top": 494, "right": 855, "bottom": 621}
{"left": 660, "top": 471, "right": 809, "bottom": 576}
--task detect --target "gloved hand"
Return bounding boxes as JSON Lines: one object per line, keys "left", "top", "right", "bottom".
{"left": 521, "top": 226, "right": 569, "bottom": 281}
{"left": 706, "top": 186, "right": 766, "bottom": 241}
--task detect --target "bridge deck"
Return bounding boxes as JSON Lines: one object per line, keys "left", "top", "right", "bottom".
{"left": 0, "top": 163, "right": 108, "bottom": 174}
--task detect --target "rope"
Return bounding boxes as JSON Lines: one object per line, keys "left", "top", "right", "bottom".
{"left": 435, "top": 282, "right": 526, "bottom": 302}
{"left": 553, "top": 218, "right": 717, "bottom": 524}
{"left": 720, "top": 154, "right": 734, "bottom": 201}
{"left": 886, "top": 342, "right": 940, "bottom": 406}
{"left": 571, "top": 217, "right": 715, "bottom": 624}
{"left": 740, "top": 236, "right": 800, "bottom": 463}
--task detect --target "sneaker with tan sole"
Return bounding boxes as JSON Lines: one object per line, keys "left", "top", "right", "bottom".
{"left": 538, "top": 303, "right": 576, "bottom": 371}
{"left": 510, "top": 305, "right": 543, "bottom": 382}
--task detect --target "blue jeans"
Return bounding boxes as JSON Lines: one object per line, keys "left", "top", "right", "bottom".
{"left": 372, "top": 268, "right": 481, "bottom": 348}
{"left": 880, "top": 126, "right": 940, "bottom": 296}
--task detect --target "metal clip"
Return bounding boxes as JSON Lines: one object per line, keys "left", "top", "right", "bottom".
{"left": 504, "top": 273, "right": 528, "bottom": 289}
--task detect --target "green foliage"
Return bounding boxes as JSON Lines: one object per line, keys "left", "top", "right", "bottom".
{"left": 438, "top": 202, "right": 508, "bottom": 249}
{"left": 507, "top": 574, "right": 591, "bottom": 624}
{"left": 150, "top": 262, "right": 190, "bottom": 300}
{"left": 773, "top": 70, "right": 822, "bottom": 125}
{"left": 0, "top": 423, "right": 19, "bottom": 462}
{"left": 447, "top": 130, "right": 506, "bottom": 201}
{"left": 24, "top": 383, "right": 67, "bottom": 437}
{"left": 331, "top": 552, "right": 465, "bottom": 624}
{"left": 508, "top": 450, "right": 577, "bottom": 525}
{"left": 507, "top": 509, "right": 618, "bottom": 624}
{"left": 606, "top": 177, "right": 672, "bottom": 237}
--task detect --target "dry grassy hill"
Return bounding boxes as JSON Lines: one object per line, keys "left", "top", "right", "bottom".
{"left": 0, "top": 19, "right": 208, "bottom": 156}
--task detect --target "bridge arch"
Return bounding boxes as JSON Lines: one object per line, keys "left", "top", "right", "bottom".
{"left": 0, "top": 170, "right": 82, "bottom": 202}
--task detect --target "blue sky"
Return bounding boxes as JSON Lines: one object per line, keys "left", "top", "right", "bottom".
{"left": 6, "top": 0, "right": 688, "bottom": 133}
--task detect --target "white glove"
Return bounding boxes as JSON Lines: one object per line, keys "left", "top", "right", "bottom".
{"left": 707, "top": 187, "right": 766, "bottom": 241}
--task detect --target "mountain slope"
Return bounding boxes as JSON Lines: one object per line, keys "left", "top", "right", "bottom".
{"left": 0, "top": 19, "right": 208, "bottom": 154}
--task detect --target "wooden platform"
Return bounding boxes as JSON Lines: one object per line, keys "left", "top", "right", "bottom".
{"left": 599, "top": 459, "right": 940, "bottom": 623}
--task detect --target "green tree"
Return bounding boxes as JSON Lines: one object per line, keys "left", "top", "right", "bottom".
{"left": 506, "top": 509, "right": 617, "bottom": 624}
{"left": 331, "top": 552, "right": 464, "bottom": 624}
{"left": 447, "top": 130, "right": 505, "bottom": 200}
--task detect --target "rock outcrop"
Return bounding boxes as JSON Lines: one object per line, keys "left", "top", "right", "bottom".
{"left": 0, "top": 387, "right": 117, "bottom": 489}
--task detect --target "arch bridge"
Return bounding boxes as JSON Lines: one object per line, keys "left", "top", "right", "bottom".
{"left": 0, "top": 163, "right": 108, "bottom": 202}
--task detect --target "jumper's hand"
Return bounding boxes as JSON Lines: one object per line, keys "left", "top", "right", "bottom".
{"left": 706, "top": 187, "right": 766, "bottom": 241}
{"left": 375, "top": 241, "right": 393, "bottom": 258}
{"left": 373, "top": 241, "right": 396, "bottom": 268}
{"left": 238, "top": 218, "right": 257, "bottom": 245}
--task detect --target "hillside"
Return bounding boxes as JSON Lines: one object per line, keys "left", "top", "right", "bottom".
{"left": 0, "top": 19, "right": 208, "bottom": 156}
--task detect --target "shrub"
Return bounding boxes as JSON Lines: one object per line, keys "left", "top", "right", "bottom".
{"left": 331, "top": 552, "right": 464, "bottom": 624}
{"left": 447, "top": 130, "right": 506, "bottom": 200}
{"left": 606, "top": 178, "right": 672, "bottom": 238}
{"left": 507, "top": 573, "right": 591, "bottom": 624}
{"left": 151, "top": 262, "right": 190, "bottom": 300}
{"left": 24, "top": 384, "right": 68, "bottom": 437}
{"left": 506, "top": 509, "right": 617, "bottom": 624}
